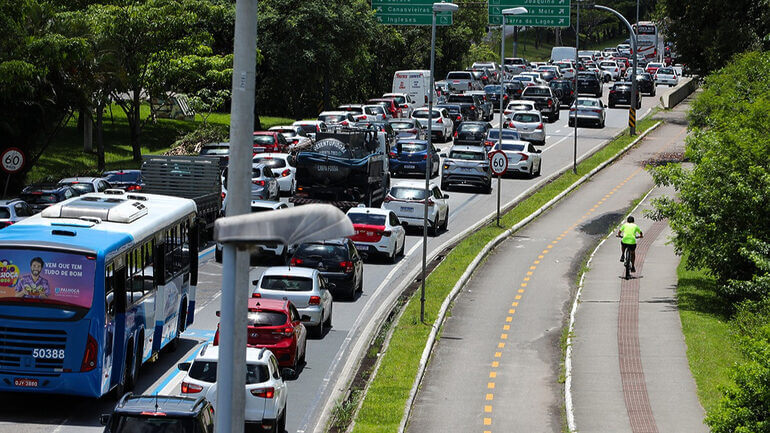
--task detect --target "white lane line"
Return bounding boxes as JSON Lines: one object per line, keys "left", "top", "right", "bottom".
{"left": 542, "top": 133, "right": 574, "bottom": 152}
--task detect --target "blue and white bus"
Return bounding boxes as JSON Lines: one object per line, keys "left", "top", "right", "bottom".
{"left": 0, "top": 190, "right": 199, "bottom": 397}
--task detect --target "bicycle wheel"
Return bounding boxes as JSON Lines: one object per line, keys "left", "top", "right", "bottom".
{"left": 624, "top": 252, "right": 631, "bottom": 280}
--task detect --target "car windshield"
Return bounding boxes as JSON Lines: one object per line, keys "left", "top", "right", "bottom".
{"left": 247, "top": 310, "right": 288, "bottom": 326}
{"left": 252, "top": 158, "right": 286, "bottom": 168}
{"left": 501, "top": 143, "right": 525, "bottom": 151}
{"left": 348, "top": 213, "right": 386, "bottom": 225}
{"left": 105, "top": 171, "right": 141, "bottom": 183}
{"left": 61, "top": 183, "right": 95, "bottom": 194}
{"left": 412, "top": 110, "right": 440, "bottom": 119}
{"left": 260, "top": 276, "right": 314, "bottom": 292}
{"left": 389, "top": 122, "right": 414, "bottom": 130}
{"left": 188, "top": 360, "right": 270, "bottom": 384}
{"left": 20, "top": 193, "right": 58, "bottom": 204}
{"left": 512, "top": 113, "right": 540, "bottom": 122}
{"left": 449, "top": 151, "right": 485, "bottom": 160}
{"left": 397, "top": 142, "right": 427, "bottom": 152}
{"left": 388, "top": 187, "right": 427, "bottom": 200}
{"left": 114, "top": 415, "right": 196, "bottom": 432}
{"left": 294, "top": 243, "right": 348, "bottom": 261}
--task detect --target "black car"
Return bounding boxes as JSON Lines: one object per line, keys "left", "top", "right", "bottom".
{"left": 549, "top": 79, "right": 576, "bottom": 106}
{"left": 290, "top": 239, "right": 364, "bottom": 300}
{"left": 103, "top": 170, "right": 144, "bottom": 192}
{"left": 199, "top": 142, "right": 230, "bottom": 170}
{"left": 483, "top": 84, "right": 517, "bottom": 111}
{"left": 633, "top": 73, "right": 656, "bottom": 96}
{"left": 608, "top": 82, "right": 642, "bottom": 108}
{"left": 19, "top": 183, "right": 79, "bottom": 213}
{"left": 576, "top": 72, "right": 603, "bottom": 97}
{"left": 101, "top": 394, "right": 214, "bottom": 433}
{"left": 436, "top": 104, "right": 465, "bottom": 132}
{"left": 454, "top": 121, "right": 492, "bottom": 147}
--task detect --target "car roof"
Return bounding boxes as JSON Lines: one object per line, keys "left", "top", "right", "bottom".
{"left": 449, "top": 145, "right": 486, "bottom": 152}
{"left": 347, "top": 206, "right": 390, "bottom": 216}
{"left": 391, "top": 179, "right": 440, "bottom": 189}
{"left": 195, "top": 344, "right": 272, "bottom": 364}
{"left": 319, "top": 111, "right": 350, "bottom": 116}
{"left": 395, "top": 138, "right": 428, "bottom": 144}
{"left": 115, "top": 394, "right": 208, "bottom": 417}
{"left": 253, "top": 153, "right": 290, "bottom": 159}
{"left": 262, "top": 265, "right": 318, "bottom": 277}
{"left": 251, "top": 200, "right": 286, "bottom": 209}
{"left": 59, "top": 177, "right": 102, "bottom": 183}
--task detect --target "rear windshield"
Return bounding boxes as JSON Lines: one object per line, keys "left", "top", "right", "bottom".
{"left": 296, "top": 124, "right": 318, "bottom": 134}
{"left": 447, "top": 95, "right": 473, "bottom": 103}
{"left": 412, "top": 110, "right": 440, "bottom": 119}
{"left": 446, "top": 72, "right": 472, "bottom": 80}
{"left": 200, "top": 146, "right": 229, "bottom": 156}
{"left": 389, "top": 96, "right": 406, "bottom": 104}
{"left": 522, "top": 88, "right": 550, "bottom": 96}
{"left": 612, "top": 84, "right": 631, "bottom": 90}
{"left": 389, "top": 187, "right": 427, "bottom": 200}
{"left": 20, "top": 193, "right": 58, "bottom": 204}
{"left": 487, "top": 129, "right": 520, "bottom": 140}
{"left": 512, "top": 113, "right": 540, "bottom": 122}
{"left": 484, "top": 85, "right": 502, "bottom": 93}
{"left": 340, "top": 106, "right": 363, "bottom": 113}
{"left": 253, "top": 158, "right": 286, "bottom": 168}
{"left": 60, "top": 182, "right": 94, "bottom": 194}
{"left": 657, "top": 68, "right": 674, "bottom": 75}
{"left": 600, "top": 62, "right": 616, "bottom": 67}
{"left": 577, "top": 99, "right": 600, "bottom": 107}
{"left": 0, "top": 207, "right": 9, "bottom": 219}
{"left": 319, "top": 114, "right": 346, "bottom": 123}
{"left": 247, "top": 310, "right": 288, "bottom": 327}
{"left": 347, "top": 213, "right": 386, "bottom": 225}
{"left": 253, "top": 135, "right": 276, "bottom": 145}
{"left": 114, "top": 415, "right": 196, "bottom": 432}
{"left": 501, "top": 143, "right": 525, "bottom": 151}
{"left": 511, "top": 76, "right": 532, "bottom": 83}
{"left": 365, "top": 106, "right": 384, "bottom": 115}
{"left": 448, "top": 151, "right": 485, "bottom": 161}
{"left": 188, "top": 360, "right": 269, "bottom": 384}
{"left": 458, "top": 124, "right": 486, "bottom": 133}
{"left": 397, "top": 142, "right": 427, "bottom": 152}
{"left": 389, "top": 122, "right": 415, "bottom": 130}
{"left": 294, "top": 244, "right": 348, "bottom": 261}
{"left": 105, "top": 172, "right": 140, "bottom": 183}
{"left": 260, "top": 275, "right": 314, "bottom": 292}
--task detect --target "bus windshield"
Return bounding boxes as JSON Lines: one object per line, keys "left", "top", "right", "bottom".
{"left": 0, "top": 248, "right": 95, "bottom": 310}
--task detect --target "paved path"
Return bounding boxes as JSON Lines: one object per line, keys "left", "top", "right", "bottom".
{"left": 406, "top": 99, "right": 704, "bottom": 432}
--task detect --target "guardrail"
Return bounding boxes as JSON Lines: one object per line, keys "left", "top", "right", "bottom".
{"left": 660, "top": 77, "right": 699, "bottom": 109}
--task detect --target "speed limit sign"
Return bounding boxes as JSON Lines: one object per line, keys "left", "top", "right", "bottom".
{"left": 1, "top": 148, "right": 24, "bottom": 174}
{"left": 489, "top": 150, "right": 508, "bottom": 176}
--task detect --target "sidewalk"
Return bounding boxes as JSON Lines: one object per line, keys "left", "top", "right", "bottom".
{"left": 569, "top": 186, "right": 708, "bottom": 433}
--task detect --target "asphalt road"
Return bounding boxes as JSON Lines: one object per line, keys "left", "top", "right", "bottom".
{"left": 0, "top": 81, "right": 669, "bottom": 433}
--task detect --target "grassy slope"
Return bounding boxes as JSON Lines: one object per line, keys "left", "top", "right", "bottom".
{"left": 676, "top": 255, "right": 742, "bottom": 413}
{"left": 27, "top": 104, "right": 293, "bottom": 183}
{"left": 351, "top": 117, "right": 658, "bottom": 433}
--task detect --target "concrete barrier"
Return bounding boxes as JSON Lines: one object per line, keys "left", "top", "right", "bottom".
{"left": 660, "top": 77, "right": 699, "bottom": 109}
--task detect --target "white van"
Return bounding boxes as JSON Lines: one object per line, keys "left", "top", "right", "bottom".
{"left": 550, "top": 46, "right": 577, "bottom": 62}
{"left": 392, "top": 70, "right": 437, "bottom": 109}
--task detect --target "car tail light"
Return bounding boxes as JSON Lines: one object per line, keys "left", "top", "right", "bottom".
{"left": 252, "top": 292, "right": 261, "bottom": 298}
{"left": 437, "top": 118, "right": 443, "bottom": 123}
{"left": 290, "top": 257, "right": 303, "bottom": 266}
{"left": 309, "top": 296, "right": 321, "bottom": 305}
{"left": 281, "top": 169, "right": 291, "bottom": 177}
{"left": 484, "top": 140, "right": 495, "bottom": 148}
{"left": 547, "top": 100, "right": 553, "bottom": 107}
{"left": 252, "top": 180, "right": 265, "bottom": 186}
{"left": 341, "top": 121, "right": 349, "bottom": 126}
{"left": 181, "top": 381, "right": 203, "bottom": 393}
{"left": 126, "top": 185, "right": 142, "bottom": 191}
{"left": 80, "top": 334, "right": 97, "bottom": 372}
{"left": 592, "top": 109, "right": 602, "bottom": 113}
{"left": 340, "top": 261, "right": 354, "bottom": 273}
{"left": 420, "top": 198, "right": 435, "bottom": 206}
{"left": 536, "top": 123, "right": 544, "bottom": 130}
{"left": 470, "top": 105, "right": 476, "bottom": 110}
{"left": 273, "top": 327, "right": 294, "bottom": 337}
{"left": 610, "top": 90, "right": 617, "bottom": 94}
{"left": 570, "top": 90, "right": 574, "bottom": 95}
{"left": 508, "top": 121, "right": 516, "bottom": 128}
{"left": 482, "top": 76, "right": 487, "bottom": 80}
{"left": 213, "top": 328, "right": 219, "bottom": 345}
{"left": 518, "top": 152, "right": 529, "bottom": 161}
{"left": 570, "top": 107, "right": 576, "bottom": 112}
{"left": 389, "top": 152, "right": 397, "bottom": 158}
{"left": 453, "top": 131, "right": 458, "bottom": 137}
{"left": 251, "top": 387, "right": 275, "bottom": 398}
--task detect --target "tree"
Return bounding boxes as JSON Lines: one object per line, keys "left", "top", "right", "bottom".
{"left": 188, "top": 88, "right": 230, "bottom": 125}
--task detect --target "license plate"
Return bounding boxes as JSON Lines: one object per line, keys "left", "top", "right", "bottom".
{"left": 404, "top": 164, "right": 415, "bottom": 169}
{"left": 400, "top": 206, "right": 414, "bottom": 212}
{"left": 14, "top": 378, "right": 38, "bottom": 388}
{"left": 461, "top": 167, "right": 473, "bottom": 172}
{"left": 354, "top": 244, "right": 369, "bottom": 251}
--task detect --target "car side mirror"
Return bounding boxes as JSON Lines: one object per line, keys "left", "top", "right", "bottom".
{"left": 536, "top": 149, "right": 542, "bottom": 154}
{"left": 281, "top": 368, "right": 296, "bottom": 380}
{"left": 252, "top": 279, "right": 259, "bottom": 286}
{"left": 327, "top": 282, "right": 337, "bottom": 289}
{"left": 439, "top": 153, "right": 446, "bottom": 158}
{"left": 301, "top": 314, "right": 311, "bottom": 322}
{"left": 100, "top": 414, "right": 111, "bottom": 426}
{"left": 443, "top": 193, "right": 450, "bottom": 199}
{"left": 178, "top": 362, "right": 191, "bottom": 371}
{"left": 215, "top": 310, "right": 220, "bottom": 317}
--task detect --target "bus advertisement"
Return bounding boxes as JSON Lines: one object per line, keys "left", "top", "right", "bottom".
{"left": 0, "top": 191, "right": 199, "bottom": 398}
{"left": 634, "top": 21, "right": 659, "bottom": 61}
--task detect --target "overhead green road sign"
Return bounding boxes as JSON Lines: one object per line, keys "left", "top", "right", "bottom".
{"left": 373, "top": 0, "right": 454, "bottom": 26}
{"left": 488, "top": 0, "right": 570, "bottom": 28}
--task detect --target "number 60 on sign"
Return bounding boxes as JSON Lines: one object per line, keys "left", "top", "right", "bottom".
{"left": 490, "top": 150, "right": 508, "bottom": 175}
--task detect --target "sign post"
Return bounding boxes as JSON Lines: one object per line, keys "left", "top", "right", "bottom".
{"left": 490, "top": 150, "right": 508, "bottom": 227}
{"left": 489, "top": 0, "right": 570, "bottom": 27}
{"left": 373, "top": 0, "right": 453, "bottom": 26}
{"left": 1, "top": 148, "right": 25, "bottom": 198}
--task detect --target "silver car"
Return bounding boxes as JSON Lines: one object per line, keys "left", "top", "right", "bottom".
{"left": 507, "top": 111, "right": 546, "bottom": 146}
{"left": 498, "top": 140, "right": 542, "bottom": 177}
{"left": 252, "top": 153, "right": 295, "bottom": 195}
{"left": 568, "top": 97, "right": 607, "bottom": 128}
{"left": 252, "top": 266, "right": 333, "bottom": 338}
{"left": 440, "top": 145, "right": 493, "bottom": 193}
{"left": 221, "top": 163, "right": 279, "bottom": 211}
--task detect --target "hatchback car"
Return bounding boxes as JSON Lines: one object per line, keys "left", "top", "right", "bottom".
{"left": 346, "top": 206, "right": 406, "bottom": 261}
{"left": 608, "top": 82, "right": 642, "bottom": 108}
{"left": 654, "top": 67, "right": 679, "bottom": 87}
{"left": 290, "top": 239, "right": 364, "bottom": 300}
{"left": 568, "top": 97, "right": 607, "bottom": 128}
{"left": 599, "top": 60, "right": 621, "bottom": 80}
{"left": 484, "top": 128, "right": 523, "bottom": 151}
{"left": 0, "top": 199, "right": 33, "bottom": 229}
{"left": 454, "top": 121, "right": 492, "bottom": 147}
{"left": 507, "top": 111, "right": 546, "bottom": 146}
{"left": 370, "top": 97, "right": 404, "bottom": 118}
{"left": 382, "top": 180, "right": 449, "bottom": 236}
{"left": 20, "top": 184, "right": 79, "bottom": 213}
{"left": 503, "top": 100, "right": 538, "bottom": 120}
{"left": 441, "top": 145, "right": 493, "bottom": 193}
{"left": 101, "top": 394, "right": 215, "bottom": 433}
{"left": 252, "top": 153, "right": 295, "bottom": 195}
{"left": 178, "top": 345, "right": 287, "bottom": 431}
{"left": 498, "top": 140, "right": 543, "bottom": 177}
{"left": 252, "top": 266, "right": 333, "bottom": 338}
{"left": 213, "top": 299, "right": 307, "bottom": 372}
{"left": 382, "top": 93, "right": 416, "bottom": 117}
{"left": 388, "top": 119, "right": 425, "bottom": 140}
{"left": 576, "top": 72, "right": 603, "bottom": 98}
{"left": 635, "top": 73, "right": 656, "bottom": 96}
{"left": 252, "top": 131, "right": 289, "bottom": 154}
{"left": 58, "top": 176, "right": 111, "bottom": 194}
{"left": 318, "top": 111, "right": 358, "bottom": 127}
{"left": 389, "top": 139, "right": 440, "bottom": 178}
{"left": 411, "top": 108, "right": 453, "bottom": 142}
{"left": 103, "top": 170, "right": 144, "bottom": 192}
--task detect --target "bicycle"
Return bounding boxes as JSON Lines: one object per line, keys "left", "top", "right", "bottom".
{"left": 621, "top": 243, "right": 632, "bottom": 280}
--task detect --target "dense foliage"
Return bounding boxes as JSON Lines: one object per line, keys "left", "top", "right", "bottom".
{"left": 652, "top": 50, "right": 770, "bottom": 431}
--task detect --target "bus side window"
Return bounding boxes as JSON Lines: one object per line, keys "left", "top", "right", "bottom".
{"left": 105, "top": 264, "right": 115, "bottom": 316}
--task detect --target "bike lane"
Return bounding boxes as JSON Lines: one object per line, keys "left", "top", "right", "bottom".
{"left": 405, "top": 113, "right": 692, "bottom": 432}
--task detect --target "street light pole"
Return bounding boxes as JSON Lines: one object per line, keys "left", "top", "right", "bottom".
{"left": 422, "top": 1, "right": 458, "bottom": 324}
{"left": 572, "top": 0, "right": 581, "bottom": 174}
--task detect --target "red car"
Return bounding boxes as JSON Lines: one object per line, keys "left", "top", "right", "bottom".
{"left": 252, "top": 131, "right": 289, "bottom": 154}
{"left": 214, "top": 298, "right": 308, "bottom": 371}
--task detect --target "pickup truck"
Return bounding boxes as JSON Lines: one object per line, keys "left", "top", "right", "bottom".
{"left": 519, "top": 86, "right": 561, "bottom": 122}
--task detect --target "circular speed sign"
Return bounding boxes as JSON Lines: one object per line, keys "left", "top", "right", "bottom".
{"left": 1, "top": 148, "right": 24, "bottom": 174}
{"left": 489, "top": 150, "right": 508, "bottom": 176}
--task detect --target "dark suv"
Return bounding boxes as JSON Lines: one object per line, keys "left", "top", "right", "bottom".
{"left": 290, "top": 238, "right": 364, "bottom": 300}
{"left": 20, "top": 183, "right": 79, "bottom": 213}
{"left": 576, "top": 72, "right": 603, "bottom": 97}
{"left": 608, "top": 82, "right": 642, "bottom": 108}
{"left": 101, "top": 394, "right": 214, "bottom": 433}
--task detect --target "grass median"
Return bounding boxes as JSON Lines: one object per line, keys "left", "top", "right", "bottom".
{"left": 349, "top": 116, "right": 659, "bottom": 433}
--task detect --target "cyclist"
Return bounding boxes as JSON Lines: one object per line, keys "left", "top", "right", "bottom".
{"left": 617, "top": 216, "right": 643, "bottom": 272}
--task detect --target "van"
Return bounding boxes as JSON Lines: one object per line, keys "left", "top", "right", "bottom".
{"left": 550, "top": 46, "right": 577, "bottom": 62}
{"left": 392, "top": 70, "right": 436, "bottom": 109}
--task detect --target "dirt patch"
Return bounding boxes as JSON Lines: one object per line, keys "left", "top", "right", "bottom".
{"left": 640, "top": 151, "right": 686, "bottom": 167}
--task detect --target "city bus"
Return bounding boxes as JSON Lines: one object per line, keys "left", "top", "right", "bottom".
{"left": 633, "top": 21, "right": 659, "bottom": 61}
{"left": 0, "top": 190, "right": 199, "bottom": 397}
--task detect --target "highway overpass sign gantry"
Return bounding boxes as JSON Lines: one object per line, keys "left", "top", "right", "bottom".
{"left": 373, "top": 0, "right": 454, "bottom": 26}
{"left": 489, "top": 0, "right": 571, "bottom": 27}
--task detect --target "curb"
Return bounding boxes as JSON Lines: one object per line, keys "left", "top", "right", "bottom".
{"left": 397, "top": 121, "right": 663, "bottom": 433}
{"left": 564, "top": 186, "right": 656, "bottom": 432}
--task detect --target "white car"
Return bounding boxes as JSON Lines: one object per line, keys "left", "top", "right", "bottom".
{"left": 252, "top": 153, "right": 295, "bottom": 195}
{"left": 58, "top": 176, "right": 111, "bottom": 194}
{"left": 253, "top": 266, "right": 333, "bottom": 336}
{"left": 519, "top": 72, "right": 547, "bottom": 85}
{"left": 498, "top": 139, "right": 542, "bottom": 177}
{"left": 318, "top": 111, "right": 357, "bottom": 127}
{"left": 346, "top": 206, "right": 406, "bottom": 262}
{"left": 503, "top": 100, "right": 538, "bottom": 120}
{"left": 599, "top": 60, "right": 622, "bottom": 80}
{"left": 292, "top": 120, "right": 326, "bottom": 140}
{"left": 268, "top": 125, "right": 312, "bottom": 151}
{"left": 410, "top": 107, "right": 454, "bottom": 142}
{"left": 654, "top": 67, "right": 680, "bottom": 87}
{"left": 215, "top": 200, "right": 290, "bottom": 263}
{"left": 507, "top": 110, "right": 546, "bottom": 146}
{"left": 179, "top": 345, "right": 288, "bottom": 431}
{"left": 382, "top": 92, "right": 416, "bottom": 117}
{"left": 361, "top": 104, "right": 388, "bottom": 121}
{"left": 382, "top": 180, "right": 449, "bottom": 236}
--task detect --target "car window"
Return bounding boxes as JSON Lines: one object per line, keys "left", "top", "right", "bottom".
{"left": 64, "top": 189, "right": 73, "bottom": 199}
{"left": 0, "top": 207, "right": 10, "bottom": 219}
{"left": 245, "top": 364, "right": 271, "bottom": 384}
{"left": 388, "top": 187, "right": 427, "bottom": 200}
{"left": 523, "top": 87, "right": 551, "bottom": 96}
{"left": 20, "top": 193, "right": 58, "bottom": 204}
{"left": 528, "top": 144, "right": 537, "bottom": 153}
{"left": 432, "top": 188, "right": 442, "bottom": 199}
{"left": 263, "top": 167, "right": 274, "bottom": 178}
{"left": 270, "top": 357, "right": 280, "bottom": 379}
{"left": 294, "top": 243, "right": 348, "bottom": 261}
{"left": 188, "top": 360, "right": 218, "bottom": 382}
{"left": 389, "top": 122, "right": 414, "bottom": 130}
{"left": 389, "top": 212, "right": 399, "bottom": 226}
{"left": 658, "top": 68, "right": 674, "bottom": 75}
{"left": 114, "top": 415, "right": 196, "bottom": 432}
{"left": 105, "top": 171, "right": 142, "bottom": 183}
{"left": 412, "top": 110, "right": 440, "bottom": 119}
{"left": 260, "top": 275, "right": 314, "bottom": 292}
{"left": 448, "top": 151, "right": 485, "bottom": 161}
{"left": 577, "top": 99, "right": 599, "bottom": 107}
{"left": 459, "top": 124, "right": 486, "bottom": 133}
{"left": 251, "top": 167, "right": 262, "bottom": 178}
{"left": 501, "top": 143, "right": 525, "bottom": 151}
{"left": 247, "top": 310, "right": 287, "bottom": 327}
{"left": 64, "top": 183, "right": 95, "bottom": 194}
{"left": 289, "top": 305, "right": 300, "bottom": 322}
{"left": 347, "top": 212, "right": 386, "bottom": 225}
